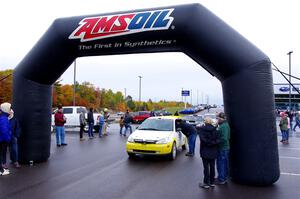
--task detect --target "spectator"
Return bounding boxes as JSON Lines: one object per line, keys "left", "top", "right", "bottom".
{"left": 197, "top": 117, "right": 219, "bottom": 189}
{"left": 87, "top": 107, "right": 94, "bottom": 139}
{"left": 293, "top": 111, "right": 300, "bottom": 132}
{"left": 103, "top": 108, "right": 110, "bottom": 136}
{"left": 215, "top": 112, "right": 231, "bottom": 185}
{"left": 176, "top": 119, "right": 197, "bottom": 157}
{"left": 4, "top": 109, "right": 21, "bottom": 168}
{"left": 119, "top": 116, "right": 124, "bottom": 135}
{"left": 98, "top": 112, "right": 105, "bottom": 138}
{"left": 54, "top": 105, "right": 67, "bottom": 146}
{"left": 123, "top": 110, "right": 133, "bottom": 136}
{"left": 0, "top": 102, "right": 12, "bottom": 176}
{"left": 174, "top": 111, "right": 179, "bottom": 116}
{"left": 79, "top": 110, "right": 86, "bottom": 141}
{"left": 279, "top": 112, "right": 289, "bottom": 144}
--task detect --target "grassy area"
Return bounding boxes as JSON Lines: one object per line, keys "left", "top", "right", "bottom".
{"left": 165, "top": 107, "right": 184, "bottom": 114}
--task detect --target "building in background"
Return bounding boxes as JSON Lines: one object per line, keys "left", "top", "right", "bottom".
{"left": 274, "top": 83, "right": 300, "bottom": 111}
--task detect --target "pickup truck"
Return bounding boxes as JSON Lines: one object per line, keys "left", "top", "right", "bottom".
{"left": 51, "top": 106, "right": 101, "bottom": 131}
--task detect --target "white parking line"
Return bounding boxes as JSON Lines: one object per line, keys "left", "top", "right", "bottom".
{"left": 278, "top": 147, "right": 300, "bottom": 150}
{"left": 280, "top": 156, "right": 300, "bottom": 160}
{"left": 281, "top": 172, "right": 300, "bottom": 177}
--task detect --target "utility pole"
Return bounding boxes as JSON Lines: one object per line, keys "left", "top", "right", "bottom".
{"left": 138, "top": 76, "right": 142, "bottom": 102}
{"left": 197, "top": 89, "right": 199, "bottom": 105}
{"left": 124, "top": 88, "right": 127, "bottom": 99}
{"left": 73, "top": 59, "right": 76, "bottom": 106}
{"left": 287, "top": 51, "right": 293, "bottom": 111}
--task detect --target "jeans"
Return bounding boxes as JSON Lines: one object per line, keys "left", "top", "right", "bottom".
{"left": 0, "top": 142, "right": 8, "bottom": 172}
{"left": 9, "top": 137, "right": 18, "bottom": 163}
{"left": 124, "top": 123, "right": 132, "bottom": 135}
{"left": 119, "top": 125, "right": 124, "bottom": 134}
{"left": 202, "top": 158, "right": 215, "bottom": 185}
{"left": 98, "top": 124, "right": 103, "bottom": 137}
{"left": 88, "top": 123, "right": 94, "bottom": 137}
{"left": 188, "top": 133, "right": 197, "bottom": 154}
{"left": 217, "top": 149, "right": 229, "bottom": 182}
{"left": 56, "top": 126, "right": 66, "bottom": 145}
{"left": 281, "top": 130, "right": 289, "bottom": 141}
{"left": 293, "top": 121, "right": 300, "bottom": 131}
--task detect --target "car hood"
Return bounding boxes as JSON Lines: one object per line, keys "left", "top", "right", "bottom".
{"left": 129, "top": 130, "right": 172, "bottom": 140}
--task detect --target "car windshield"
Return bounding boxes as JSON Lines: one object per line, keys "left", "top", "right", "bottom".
{"left": 138, "top": 119, "right": 173, "bottom": 131}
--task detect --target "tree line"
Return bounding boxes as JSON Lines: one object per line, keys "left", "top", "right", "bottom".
{"left": 1, "top": 69, "right": 185, "bottom": 112}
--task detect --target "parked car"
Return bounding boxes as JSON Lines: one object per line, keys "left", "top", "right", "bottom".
{"left": 182, "top": 115, "right": 204, "bottom": 126}
{"left": 132, "top": 111, "right": 151, "bottom": 124}
{"left": 126, "top": 116, "right": 187, "bottom": 160}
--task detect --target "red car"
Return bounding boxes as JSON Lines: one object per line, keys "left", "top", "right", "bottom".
{"left": 132, "top": 111, "right": 151, "bottom": 124}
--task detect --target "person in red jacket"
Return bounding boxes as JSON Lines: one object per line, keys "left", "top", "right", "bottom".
{"left": 54, "top": 105, "right": 67, "bottom": 147}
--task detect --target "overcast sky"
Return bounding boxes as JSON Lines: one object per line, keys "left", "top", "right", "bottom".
{"left": 1, "top": 0, "right": 299, "bottom": 105}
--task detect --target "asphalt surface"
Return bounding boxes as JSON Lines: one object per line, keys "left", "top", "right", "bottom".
{"left": 1, "top": 109, "right": 300, "bottom": 199}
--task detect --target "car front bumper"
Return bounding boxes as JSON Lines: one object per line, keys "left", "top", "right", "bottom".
{"left": 126, "top": 142, "right": 173, "bottom": 155}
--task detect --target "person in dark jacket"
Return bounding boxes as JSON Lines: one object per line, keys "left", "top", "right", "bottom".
{"left": 197, "top": 117, "right": 219, "bottom": 189}
{"left": 123, "top": 110, "right": 133, "bottom": 136}
{"left": 54, "top": 105, "right": 67, "bottom": 146}
{"left": 87, "top": 107, "right": 94, "bottom": 139}
{"left": 176, "top": 119, "right": 197, "bottom": 156}
{"left": 0, "top": 102, "right": 12, "bottom": 176}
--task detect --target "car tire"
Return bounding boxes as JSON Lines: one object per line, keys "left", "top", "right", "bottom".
{"left": 167, "top": 142, "right": 177, "bottom": 160}
{"left": 128, "top": 153, "right": 136, "bottom": 159}
{"left": 182, "top": 138, "right": 187, "bottom": 150}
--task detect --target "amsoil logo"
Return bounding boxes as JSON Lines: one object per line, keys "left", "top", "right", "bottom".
{"left": 69, "top": 9, "right": 174, "bottom": 42}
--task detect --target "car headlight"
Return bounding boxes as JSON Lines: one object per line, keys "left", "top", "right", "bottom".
{"left": 127, "top": 136, "right": 134, "bottom": 143}
{"left": 156, "top": 137, "right": 171, "bottom": 144}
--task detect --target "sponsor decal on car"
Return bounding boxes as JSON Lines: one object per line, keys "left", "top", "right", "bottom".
{"left": 69, "top": 9, "right": 174, "bottom": 42}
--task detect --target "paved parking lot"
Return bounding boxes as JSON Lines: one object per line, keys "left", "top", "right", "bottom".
{"left": 1, "top": 120, "right": 300, "bottom": 199}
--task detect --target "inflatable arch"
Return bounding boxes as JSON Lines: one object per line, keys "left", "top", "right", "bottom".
{"left": 13, "top": 4, "right": 279, "bottom": 185}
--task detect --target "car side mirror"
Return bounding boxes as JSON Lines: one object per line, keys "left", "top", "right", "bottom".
{"left": 176, "top": 128, "right": 181, "bottom": 132}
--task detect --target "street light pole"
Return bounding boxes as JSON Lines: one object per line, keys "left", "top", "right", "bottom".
{"left": 138, "top": 76, "right": 142, "bottom": 102}
{"left": 124, "top": 88, "right": 127, "bottom": 99}
{"left": 73, "top": 59, "right": 76, "bottom": 106}
{"left": 287, "top": 51, "right": 293, "bottom": 111}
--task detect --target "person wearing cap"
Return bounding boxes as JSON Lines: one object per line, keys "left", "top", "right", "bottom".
{"left": 215, "top": 112, "right": 231, "bottom": 185}
{"left": 197, "top": 117, "right": 220, "bottom": 189}
{"left": 54, "top": 105, "right": 67, "bottom": 147}
{"left": 279, "top": 112, "right": 289, "bottom": 144}
{"left": 103, "top": 108, "right": 110, "bottom": 136}
{"left": 0, "top": 102, "right": 12, "bottom": 175}
{"left": 98, "top": 111, "right": 105, "bottom": 138}
{"left": 2, "top": 109, "right": 21, "bottom": 168}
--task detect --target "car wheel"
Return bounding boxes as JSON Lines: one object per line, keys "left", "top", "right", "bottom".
{"left": 182, "top": 138, "right": 187, "bottom": 150}
{"left": 128, "top": 153, "right": 136, "bottom": 159}
{"left": 83, "top": 125, "right": 88, "bottom": 133}
{"left": 168, "top": 142, "right": 177, "bottom": 160}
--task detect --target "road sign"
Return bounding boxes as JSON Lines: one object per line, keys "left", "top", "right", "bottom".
{"left": 181, "top": 90, "right": 190, "bottom": 96}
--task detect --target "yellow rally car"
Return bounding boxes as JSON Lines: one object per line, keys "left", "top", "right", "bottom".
{"left": 126, "top": 116, "right": 188, "bottom": 160}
